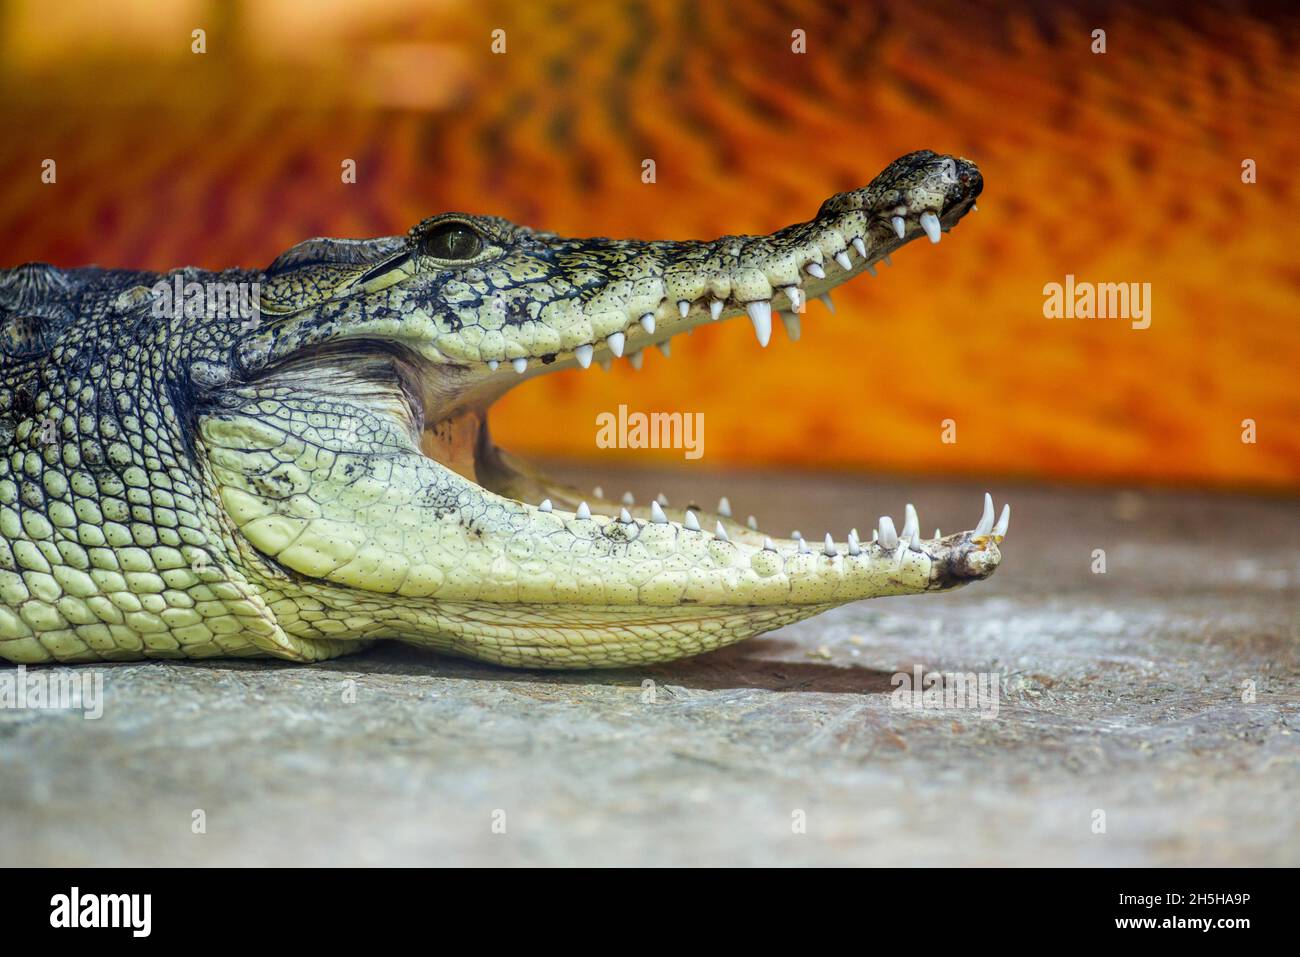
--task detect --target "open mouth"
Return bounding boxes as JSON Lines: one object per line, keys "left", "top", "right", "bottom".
{"left": 200, "top": 149, "right": 1009, "bottom": 668}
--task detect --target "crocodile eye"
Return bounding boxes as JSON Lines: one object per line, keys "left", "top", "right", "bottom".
{"left": 423, "top": 222, "right": 483, "bottom": 261}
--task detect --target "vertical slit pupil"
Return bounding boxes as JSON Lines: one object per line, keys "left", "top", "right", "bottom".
{"left": 426, "top": 223, "right": 482, "bottom": 260}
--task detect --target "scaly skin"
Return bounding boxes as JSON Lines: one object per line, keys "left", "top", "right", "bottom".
{"left": 0, "top": 150, "right": 1007, "bottom": 668}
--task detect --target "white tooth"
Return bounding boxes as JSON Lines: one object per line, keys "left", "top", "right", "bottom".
{"left": 847, "top": 530, "right": 861, "bottom": 556}
{"left": 747, "top": 515, "right": 758, "bottom": 530}
{"left": 805, "top": 262, "right": 825, "bottom": 279}
{"left": 934, "top": 528, "right": 942, "bottom": 540}
{"left": 574, "top": 343, "right": 594, "bottom": 368}
{"left": 619, "top": 507, "right": 633, "bottom": 523}
{"left": 599, "top": 357, "right": 612, "bottom": 372}
{"left": 717, "top": 496, "right": 731, "bottom": 517}
{"left": 629, "top": 350, "right": 644, "bottom": 370}
{"left": 678, "top": 300, "right": 690, "bottom": 317}
{"left": 871, "top": 530, "right": 878, "bottom": 542}
{"left": 607, "top": 331, "right": 625, "bottom": 357}
{"left": 576, "top": 502, "right": 591, "bottom": 520}
{"left": 640, "top": 312, "right": 656, "bottom": 334}
{"left": 834, "top": 250, "right": 852, "bottom": 271}
{"left": 791, "top": 530, "right": 803, "bottom": 540}
{"left": 909, "top": 530, "right": 923, "bottom": 550}
{"left": 650, "top": 501, "right": 668, "bottom": 523}
{"left": 763, "top": 537, "right": 776, "bottom": 551}
{"left": 972, "top": 204, "right": 979, "bottom": 212}
{"left": 622, "top": 491, "right": 635, "bottom": 505}
{"left": 823, "top": 534, "right": 838, "bottom": 557}
{"left": 973, "top": 492, "right": 995, "bottom": 538}
{"left": 798, "top": 537, "right": 811, "bottom": 554}
{"left": 538, "top": 499, "right": 552, "bottom": 512}
{"left": 919, "top": 211, "right": 941, "bottom": 244}
{"left": 902, "top": 503, "right": 918, "bottom": 542}
{"left": 710, "top": 300, "right": 724, "bottom": 321}
{"left": 512, "top": 357, "right": 528, "bottom": 374}
{"left": 684, "top": 510, "right": 701, "bottom": 531}
{"left": 891, "top": 215, "right": 906, "bottom": 239}
{"left": 818, "top": 293, "right": 835, "bottom": 313}
{"left": 656, "top": 493, "right": 669, "bottom": 506}
{"left": 993, "top": 503, "right": 1010, "bottom": 539}
{"left": 487, "top": 359, "right": 499, "bottom": 371}
{"left": 852, "top": 237, "right": 867, "bottom": 258}
{"left": 878, "top": 516, "right": 898, "bottom": 549}
{"left": 883, "top": 254, "right": 893, "bottom": 266}
{"left": 785, "top": 286, "right": 804, "bottom": 312}
{"left": 780, "top": 311, "right": 801, "bottom": 341}
{"left": 657, "top": 340, "right": 671, "bottom": 358}
{"left": 746, "top": 300, "right": 772, "bottom": 347}
{"left": 715, "top": 521, "right": 730, "bottom": 542}
{"left": 865, "top": 264, "right": 877, "bottom": 277}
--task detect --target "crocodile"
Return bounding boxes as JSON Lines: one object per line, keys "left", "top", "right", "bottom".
{"left": 0, "top": 149, "right": 1008, "bottom": 668}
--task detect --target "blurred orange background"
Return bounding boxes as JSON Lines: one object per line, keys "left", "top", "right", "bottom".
{"left": 1, "top": 0, "right": 1297, "bottom": 489}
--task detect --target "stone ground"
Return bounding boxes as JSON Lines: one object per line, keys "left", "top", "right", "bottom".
{"left": 2, "top": 467, "right": 1297, "bottom": 866}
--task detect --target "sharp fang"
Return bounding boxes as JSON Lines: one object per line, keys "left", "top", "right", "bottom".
{"left": 629, "top": 350, "right": 644, "bottom": 370}
{"left": 512, "top": 357, "right": 528, "bottom": 374}
{"left": 834, "top": 250, "right": 852, "bottom": 271}
{"left": 640, "top": 313, "right": 656, "bottom": 334}
{"left": 785, "top": 286, "right": 804, "bottom": 312}
{"left": 883, "top": 254, "right": 893, "bottom": 266}
{"left": 806, "top": 262, "right": 825, "bottom": 279}
{"left": 818, "top": 293, "right": 835, "bottom": 313}
{"left": 715, "top": 521, "right": 730, "bottom": 542}
{"left": 798, "top": 537, "right": 811, "bottom": 554}
{"left": 878, "top": 516, "right": 899, "bottom": 549}
{"left": 678, "top": 300, "right": 690, "bottom": 318}
{"left": 934, "top": 528, "right": 941, "bottom": 539}
{"left": 993, "top": 503, "right": 1010, "bottom": 540}
{"left": 598, "top": 357, "right": 612, "bottom": 372}
{"left": 487, "top": 359, "right": 499, "bottom": 371}
{"left": 650, "top": 501, "right": 668, "bottom": 523}
{"left": 746, "top": 515, "right": 758, "bottom": 530}
{"left": 847, "top": 530, "right": 861, "bottom": 556}
{"left": 746, "top": 300, "right": 772, "bottom": 347}
{"left": 576, "top": 502, "right": 592, "bottom": 520}
{"left": 657, "top": 340, "right": 671, "bottom": 358}
{"left": 972, "top": 204, "right": 979, "bottom": 212}
{"left": 919, "top": 211, "right": 942, "bottom": 244}
{"left": 710, "top": 300, "right": 724, "bottom": 321}
{"left": 656, "top": 493, "right": 669, "bottom": 506}
{"left": 866, "top": 264, "right": 877, "bottom": 277}
{"left": 852, "top": 237, "right": 867, "bottom": 258}
{"left": 891, "top": 215, "right": 906, "bottom": 239}
{"left": 902, "top": 503, "right": 919, "bottom": 542}
{"left": 538, "top": 499, "right": 553, "bottom": 512}
{"left": 791, "top": 530, "right": 803, "bottom": 540}
{"left": 973, "top": 492, "right": 995, "bottom": 538}
{"left": 684, "top": 510, "right": 701, "bottom": 531}
{"left": 718, "top": 496, "right": 731, "bottom": 517}
{"left": 607, "top": 331, "right": 626, "bottom": 357}
{"left": 574, "top": 343, "right": 594, "bottom": 368}
{"left": 622, "top": 491, "right": 635, "bottom": 505}
{"left": 763, "top": 537, "right": 776, "bottom": 551}
{"left": 909, "top": 530, "right": 923, "bottom": 551}
{"left": 619, "top": 507, "right": 633, "bottom": 523}
{"left": 823, "top": 534, "right": 838, "bottom": 557}
{"left": 781, "top": 312, "right": 802, "bottom": 341}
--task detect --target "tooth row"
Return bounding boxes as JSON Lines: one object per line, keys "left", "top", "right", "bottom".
{"left": 533, "top": 492, "right": 1010, "bottom": 552}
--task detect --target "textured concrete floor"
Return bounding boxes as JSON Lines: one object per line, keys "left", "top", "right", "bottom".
{"left": 2, "top": 468, "right": 1297, "bottom": 866}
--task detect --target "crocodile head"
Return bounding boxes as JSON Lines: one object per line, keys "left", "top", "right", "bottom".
{"left": 0, "top": 149, "right": 1003, "bottom": 668}
{"left": 191, "top": 148, "right": 1004, "bottom": 668}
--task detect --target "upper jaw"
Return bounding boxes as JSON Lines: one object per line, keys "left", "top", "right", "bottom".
{"left": 423, "top": 150, "right": 983, "bottom": 387}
